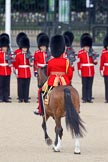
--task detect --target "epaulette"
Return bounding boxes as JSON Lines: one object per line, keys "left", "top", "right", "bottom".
{"left": 35, "top": 49, "right": 40, "bottom": 54}
{"left": 102, "top": 49, "right": 107, "bottom": 54}
{"left": 78, "top": 49, "right": 84, "bottom": 54}
{"left": 17, "top": 51, "right": 22, "bottom": 55}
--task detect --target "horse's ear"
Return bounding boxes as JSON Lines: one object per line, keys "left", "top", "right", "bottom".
{"left": 43, "top": 65, "right": 47, "bottom": 75}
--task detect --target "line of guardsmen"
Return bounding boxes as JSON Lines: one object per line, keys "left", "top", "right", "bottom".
{"left": 0, "top": 31, "right": 108, "bottom": 105}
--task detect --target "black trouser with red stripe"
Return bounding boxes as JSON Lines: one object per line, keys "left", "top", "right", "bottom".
{"left": 104, "top": 76, "right": 108, "bottom": 101}
{"left": 18, "top": 78, "right": 30, "bottom": 101}
{"left": 82, "top": 77, "right": 94, "bottom": 101}
{"left": 0, "top": 75, "right": 10, "bottom": 101}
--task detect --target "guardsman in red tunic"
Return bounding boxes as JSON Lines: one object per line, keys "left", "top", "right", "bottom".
{"left": 0, "top": 33, "right": 12, "bottom": 100}
{"left": 77, "top": 35, "right": 98, "bottom": 103}
{"left": 14, "top": 32, "right": 28, "bottom": 100}
{"left": 47, "top": 35, "right": 72, "bottom": 86}
{"left": 14, "top": 32, "right": 27, "bottom": 71}
{"left": 34, "top": 35, "right": 72, "bottom": 115}
{"left": 100, "top": 34, "right": 108, "bottom": 103}
{"left": 63, "top": 31, "right": 76, "bottom": 80}
{"left": 0, "top": 34, "right": 12, "bottom": 102}
{"left": 34, "top": 33, "right": 50, "bottom": 76}
{"left": 15, "top": 36, "right": 31, "bottom": 103}
{"left": 33, "top": 33, "right": 50, "bottom": 114}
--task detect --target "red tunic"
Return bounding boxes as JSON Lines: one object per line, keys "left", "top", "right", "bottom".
{"left": 15, "top": 51, "right": 31, "bottom": 78}
{"left": 34, "top": 50, "right": 47, "bottom": 72}
{"left": 0, "top": 49, "right": 11, "bottom": 76}
{"left": 47, "top": 57, "right": 72, "bottom": 86}
{"left": 100, "top": 49, "right": 108, "bottom": 76}
{"left": 77, "top": 49, "right": 96, "bottom": 77}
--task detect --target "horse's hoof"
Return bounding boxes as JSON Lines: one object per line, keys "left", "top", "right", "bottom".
{"left": 74, "top": 151, "right": 81, "bottom": 155}
{"left": 45, "top": 138, "right": 52, "bottom": 146}
{"left": 52, "top": 147, "right": 60, "bottom": 152}
{"left": 52, "top": 145, "right": 60, "bottom": 152}
{"left": 74, "top": 148, "right": 81, "bottom": 154}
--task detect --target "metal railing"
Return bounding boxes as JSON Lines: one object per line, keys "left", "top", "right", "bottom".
{"left": 0, "top": 0, "right": 108, "bottom": 46}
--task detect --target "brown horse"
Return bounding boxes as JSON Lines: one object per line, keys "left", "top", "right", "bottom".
{"left": 36, "top": 66, "right": 86, "bottom": 153}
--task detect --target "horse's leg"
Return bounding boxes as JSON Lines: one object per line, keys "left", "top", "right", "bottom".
{"left": 74, "top": 137, "right": 81, "bottom": 154}
{"left": 53, "top": 118, "right": 63, "bottom": 152}
{"left": 42, "top": 115, "right": 52, "bottom": 146}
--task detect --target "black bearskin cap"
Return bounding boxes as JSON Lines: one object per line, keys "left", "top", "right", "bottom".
{"left": 103, "top": 34, "right": 108, "bottom": 49}
{"left": 37, "top": 34, "right": 49, "bottom": 48}
{"left": 64, "top": 35, "right": 71, "bottom": 47}
{"left": 50, "top": 35, "right": 65, "bottom": 58}
{"left": 80, "top": 33, "right": 92, "bottom": 47}
{"left": 63, "top": 31, "right": 74, "bottom": 46}
{"left": 19, "top": 36, "right": 30, "bottom": 49}
{"left": 81, "top": 35, "right": 92, "bottom": 48}
{"left": 80, "top": 33, "right": 91, "bottom": 40}
{"left": 0, "top": 33, "right": 10, "bottom": 43}
{"left": 0, "top": 35, "right": 9, "bottom": 47}
{"left": 16, "top": 32, "right": 27, "bottom": 47}
{"left": 37, "top": 32, "right": 47, "bottom": 42}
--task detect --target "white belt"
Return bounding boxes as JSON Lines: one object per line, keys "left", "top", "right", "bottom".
{"left": 19, "top": 65, "right": 30, "bottom": 68}
{"left": 81, "top": 63, "right": 94, "bottom": 67}
{"left": 37, "top": 63, "right": 47, "bottom": 67}
{"left": 104, "top": 63, "right": 108, "bottom": 66}
{"left": 0, "top": 63, "right": 8, "bottom": 66}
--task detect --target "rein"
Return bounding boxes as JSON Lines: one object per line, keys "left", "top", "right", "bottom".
{"left": 39, "top": 79, "right": 46, "bottom": 88}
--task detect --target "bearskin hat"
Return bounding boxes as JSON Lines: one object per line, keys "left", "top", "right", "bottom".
{"left": 80, "top": 35, "right": 92, "bottom": 48}
{"left": 19, "top": 36, "right": 30, "bottom": 49}
{"left": 0, "top": 33, "right": 10, "bottom": 43}
{"left": 80, "top": 33, "right": 91, "bottom": 40}
{"left": 0, "top": 35, "right": 9, "bottom": 47}
{"left": 80, "top": 33, "right": 92, "bottom": 48}
{"left": 37, "top": 32, "right": 47, "bottom": 42}
{"left": 103, "top": 34, "right": 108, "bottom": 49}
{"left": 63, "top": 35, "right": 71, "bottom": 47}
{"left": 37, "top": 34, "right": 49, "bottom": 48}
{"left": 16, "top": 32, "right": 27, "bottom": 47}
{"left": 63, "top": 31, "right": 74, "bottom": 46}
{"left": 50, "top": 35, "right": 65, "bottom": 58}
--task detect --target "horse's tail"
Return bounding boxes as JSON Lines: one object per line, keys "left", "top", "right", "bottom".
{"left": 64, "top": 88, "right": 86, "bottom": 137}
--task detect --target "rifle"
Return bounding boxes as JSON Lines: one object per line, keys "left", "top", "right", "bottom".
{"left": 66, "top": 48, "right": 76, "bottom": 65}
{"left": 88, "top": 48, "right": 99, "bottom": 60}
{"left": 5, "top": 47, "right": 15, "bottom": 67}
{"left": 26, "top": 50, "right": 34, "bottom": 66}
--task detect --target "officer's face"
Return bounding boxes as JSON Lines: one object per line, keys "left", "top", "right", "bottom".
{"left": 84, "top": 46, "right": 90, "bottom": 52}
{"left": 2, "top": 47, "right": 8, "bottom": 53}
{"left": 40, "top": 46, "right": 47, "bottom": 52}
{"left": 22, "top": 48, "right": 28, "bottom": 53}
